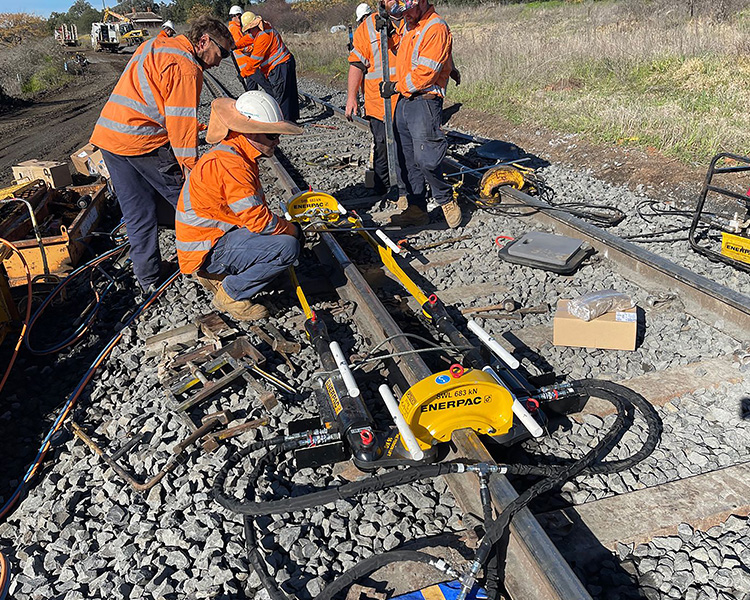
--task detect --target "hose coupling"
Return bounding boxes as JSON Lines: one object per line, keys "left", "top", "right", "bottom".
{"left": 428, "top": 557, "right": 459, "bottom": 579}
{"left": 535, "top": 382, "right": 576, "bottom": 402}
{"left": 288, "top": 428, "right": 340, "bottom": 447}
{"left": 454, "top": 462, "right": 508, "bottom": 476}
{"left": 457, "top": 560, "right": 482, "bottom": 600}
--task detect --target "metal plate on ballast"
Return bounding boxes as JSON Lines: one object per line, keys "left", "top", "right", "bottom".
{"left": 499, "top": 231, "right": 591, "bottom": 274}
{"left": 475, "top": 140, "right": 522, "bottom": 162}
{"left": 507, "top": 232, "right": 582, "bottom": 266}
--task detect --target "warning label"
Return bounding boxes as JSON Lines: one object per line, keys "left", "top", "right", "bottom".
{"left": 721, "top": 232, "right": 750, "bottom": 265}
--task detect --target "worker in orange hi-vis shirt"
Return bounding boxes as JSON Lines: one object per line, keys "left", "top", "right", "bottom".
{"left": 380, "top": 0, "right": 462, "bottom": 229}
{"left": 346, "top": 0, "right": 406, "bottom": 199}
{"left": 227, "top": 5, "right": 261, "bottom": 91}
{"left": 240, "top": 11, "right": 299, "bottom": 122}
{"left": 90, "top": 16, "right": 233, "bottom": 294}
{"left": 176, "top": 91, "right": 303, "bottom": 321}
{"left": 157, "top": 20, "right": 175, "bottom": 38}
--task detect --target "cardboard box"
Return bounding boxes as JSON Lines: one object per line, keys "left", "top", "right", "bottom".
{"left": 553, "top": 299, "right": 638, "bottom": 351}
{"left": 70, "top": 144, "right": 109, "bottom": 179}
{"left": 12, "top": 160, "right": 72, "bottom": 189}
{"left": 70, "top": 143, "right": 96, "bottom": 175}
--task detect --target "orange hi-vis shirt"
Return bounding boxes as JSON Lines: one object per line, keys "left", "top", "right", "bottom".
{"left": 157, "top": 29, "right": 170, "bottom": 39}
{"left": 228, "top": 20, "right": 256, "bottom": 78}
{"left": 244, "top": 21, "right": 291, "bottom": 77}
{"left": 395, "top": 6, "right": 452, "bottom": 99}
{"left": 175, "top": 132, "right": 296, "bottom": 274}
{"left": 90, "top": 34, "right": 203, "bottom": 171}
{"left": 348, "top": 13, "right": 403, "bottom": 121}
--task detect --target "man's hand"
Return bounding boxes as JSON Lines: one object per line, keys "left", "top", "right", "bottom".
{"left": 379, "top": 80, "right": 398, "bottom": 98}
{"left": 450, "top": 67, "right": 461, "bottom": 86}
{"left": 345, "top": 96, "right": 358, "bottom": 121}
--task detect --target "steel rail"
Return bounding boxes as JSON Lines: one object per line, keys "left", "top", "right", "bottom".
{"left": 300, "top": 90, "right": 750, "bottom": 336}
{"left": 265, "top": 153, "right": 591, "bottom": 600}
{"left": 206, "top": 75, "right": 591, "bottom": 600}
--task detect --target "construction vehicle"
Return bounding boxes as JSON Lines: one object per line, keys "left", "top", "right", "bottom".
{"left": 91, "top": 21, "right": 121, "bottom": 52}
{"left": 55, "top": 24, "right": 79, "bottom": 46}
{"left": 91, "top": 8, "right": 151, "bottom": 52}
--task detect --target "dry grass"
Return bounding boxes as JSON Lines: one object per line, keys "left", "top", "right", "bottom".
{"left": 289, "top": 0, "right": 750, "bottom": 164}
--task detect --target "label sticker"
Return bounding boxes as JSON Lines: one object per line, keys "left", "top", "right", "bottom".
{"left": 721, "top": 232, "right": 750, "bottom": 265}
{"left": 616, "top": 312, "right": 636, "bottom": 322}
{"left": 435, "top": 374, "right": 451, "bottom": 385}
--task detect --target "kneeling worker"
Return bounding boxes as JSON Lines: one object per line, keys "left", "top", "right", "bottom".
{"left": 175, "top": 91, "right": 303, "bottom": 321}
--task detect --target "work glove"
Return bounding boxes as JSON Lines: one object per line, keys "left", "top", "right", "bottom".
{"left": 374, "top": 13, "right": 394, "bottom": 36}
{"left": 292, "top": 222, "right": 306, "bottom": 250}
{"left": 379, "top": 80, "right": 398, "bottom": 98}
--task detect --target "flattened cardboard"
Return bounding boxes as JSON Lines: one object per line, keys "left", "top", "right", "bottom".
{"left": 12, "top": 160, "right": 72, "bottom": 188}
{"left": 553, "top": 299, "right": 637, "bottom": 351}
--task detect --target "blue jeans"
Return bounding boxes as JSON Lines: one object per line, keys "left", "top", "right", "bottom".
{"left": 202, "top": 227, "right": 299, "bottom": 301}
{"left": 101, "top": 146, "right": 183, "bottom": 288}
{"left": 394, "top": 95, "right": 451, "bottom": 209}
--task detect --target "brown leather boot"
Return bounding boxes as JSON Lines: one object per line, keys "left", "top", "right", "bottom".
{"left": 194, "top": 270, "right": 226, "bottom": 294}
{"left": 390, "top": 205, "right": 430, "bottom": 227}
{"left": 212, "top": 284, "right": 269, "bottom": 321}
{"left": 441, "top": 199, "right": 462, "bottom": 229}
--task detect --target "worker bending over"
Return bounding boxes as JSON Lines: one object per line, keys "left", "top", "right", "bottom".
{"left": 381, "top": 0, "right": 461, "bottom": 228}
{"left": 346, "top": 0, "right": 406, "bottom": 199}
{"left": 176, "top": 91, "right": 303, "bottom": 321}
{"left": 240, "top": 11, "right": 299, "bottom": 122}
{"left": 158, "top": 20, "right": 175, "bottom": 38}
{"left": 227, "top": 5, "right": 260, "bottom": 91}
{"left": 90, "top": 16, "right": 233, "bottom": 294}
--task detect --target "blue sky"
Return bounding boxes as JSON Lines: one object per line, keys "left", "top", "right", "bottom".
{"left": 1, "top": 0, "right": 88, "bottom": 18}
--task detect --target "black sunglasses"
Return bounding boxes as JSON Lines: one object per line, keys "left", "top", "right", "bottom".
{"left": 264, "top": 133, "right": 280, "bottom": 141}
{"left": 208, "top": 36, "right": 230, "bottom": 59}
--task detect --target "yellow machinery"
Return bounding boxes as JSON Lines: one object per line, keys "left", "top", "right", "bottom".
{"left": 283, "top": 190, "right": 539, "bottom": 466}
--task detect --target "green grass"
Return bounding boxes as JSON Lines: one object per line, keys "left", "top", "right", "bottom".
{"left": 21, "top": 57, "right": 72, "bottom": 94}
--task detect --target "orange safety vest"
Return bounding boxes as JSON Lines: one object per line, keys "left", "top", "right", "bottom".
{"left": 157, "top": 29, "right": 170, "bottom": 39}
{"left": 395, "top": 6, "right": 452, "bottom": 99}
{"left": 175, "top": 132, "right": 295, "bottom": 274}
{"left": 228, "top": 20, "right": 256, "bottom": 78}
{"left": 90, "top": 34, "right": 203, "bottom": 171}
{"left": 244, "top": 21, "right": 291, "bottom": 77}
{"left": 348, "top": 14, "right": 402, "bottom": 121}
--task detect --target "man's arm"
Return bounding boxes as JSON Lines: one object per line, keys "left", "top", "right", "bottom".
{"left": 163, "top": 68, "right": 201, "bottom": 171}
{"left": 345, "top": 64, "right": 365, "bottom": 121}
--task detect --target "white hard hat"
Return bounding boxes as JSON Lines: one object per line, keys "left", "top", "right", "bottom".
{"left": 236, "top": 90, "right": 285, "bottom": 124}
{"left": 356, "top": 3, "right": 372, "bottom": 22}
{"left": 229, "top": 5, "right": 243, "bottom": 16}
{"left": 162, "top": 20, "right": 174, "bottom": 30}
{"left": 206, "top": 91, "right": 303, "bottom": 143}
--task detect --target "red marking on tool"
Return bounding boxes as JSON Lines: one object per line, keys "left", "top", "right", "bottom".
{"left": 449, "top": 364, "right": 465, "bottom": 378}
{"left": 359, "top": 429, "right": 374, "bottom": 446}
{"left": 525, "top": 398, "right": 540, "bottom": 413}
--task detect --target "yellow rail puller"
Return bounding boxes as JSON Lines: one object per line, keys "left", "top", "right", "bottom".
{"left": 282, "top": 191, "right": 545, "bottom": 468}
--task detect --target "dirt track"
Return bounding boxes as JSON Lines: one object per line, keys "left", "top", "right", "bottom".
{"left": 0, "top": 49, "right": 130, "bottom": 186}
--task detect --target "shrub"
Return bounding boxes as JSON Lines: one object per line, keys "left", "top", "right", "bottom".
{"left": 0, "top": 35, "right": 72, "bottom": 98}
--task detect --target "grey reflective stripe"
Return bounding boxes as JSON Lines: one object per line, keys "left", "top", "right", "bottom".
{"left": 176, "top": 239, "right": 213, "bottom": 252}
{"left": 417, "top": 56, "right": 442, "bottom": 71}
{"left": 109, "top": 93, "right": 164, "bottom": 124}
{"left": 176, "top": 209, "right": 234, "bottom": 231}
{"left": 96, "top": 116, "right": 165, "bottom": 136}
{"left": 228, "top": 194, "right": 264, "bottom": 214}
{"left": 351, "top": 48, "right": 367, "bottom": 65}
{"left": 263, "top": 44, "right": 289, "bottom": 68}
{"left": 404, "top": 73, "right": 418, "bottom": 93}
{"left": 154, "top": 46, "right": 200, "bottom": 67}
{"left": 411, "top": 16, "right": 448, "bottom": 69}
{"left": 424, "top": 84, "right": 446, "bottom": 96}
{"left": 212, "top": 144, "right": 239, "bottom": 156}
{"left": 250, "top": 54, "right": 263, "bottom": 61}
{"left": 173, "top": 146, "right": 197, "bottom": 158}
{"left": 136, "top": 38, "right": 159, "bottom": 119}
{"left": 366, "top": 16, "right": 382, "bottom": 78}
{"left": 182, "top": 171, "right": 193, "bottom": 210}
{"left": 261, "top": 214, "right": 278, "bottom": 233}
{"left": 165, "top": 105, "right": 197, "bottom": 118}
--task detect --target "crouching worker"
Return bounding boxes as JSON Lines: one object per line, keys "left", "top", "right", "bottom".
{"left": 175, "top": 91, "right": 303, "bottom": 321}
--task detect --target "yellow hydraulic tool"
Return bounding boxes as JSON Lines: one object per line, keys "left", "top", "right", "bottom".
{"left": 479, "top": 165, "right": 527, "bottom": 200}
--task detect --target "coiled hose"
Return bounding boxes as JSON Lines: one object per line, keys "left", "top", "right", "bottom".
{"left": 213, "top": 378, "right": 661, "bottom": 599}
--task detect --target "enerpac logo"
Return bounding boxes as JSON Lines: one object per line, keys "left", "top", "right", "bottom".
{"left": 421, "top": 396, "right": 484, "bottom": 412}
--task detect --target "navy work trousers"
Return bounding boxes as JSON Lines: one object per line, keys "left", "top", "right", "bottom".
{"left": 101, "top": 146, "right": 183, "bottom": 289}
{"left": 201, "top": 227, "right": 299, "bottom": 301}
{"left": 268, "top": 55, "right": 300, "bottom": 122}
{"left": 368, "top": 116, "right": 405, "bottom": 196}
{"left": 393, "top": 94, "right": 451, "bottom": 210}
{"left": 244, "top": 72, "right": 271, "bottom": 94}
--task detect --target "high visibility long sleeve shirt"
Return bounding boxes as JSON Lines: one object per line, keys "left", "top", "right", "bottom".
{"left": 90, "top": 34, "right": 202, "bottom": 171}
{"left": 394, "top": 6, "right": 452, "bottom": 99}
{"left": 157, "top": 29, "right": 170, "bottom": 39}
{"left": 228, "top": 20, "right": 256, "bottom": 78}
{"left": 243, "top": 21, "right": 291, "bottom": 77}
{"left": 175, "top": 132, "right": 296, "bottom": 274}
{"left": 348, "top": 14, "right": 403, "bottom": 121}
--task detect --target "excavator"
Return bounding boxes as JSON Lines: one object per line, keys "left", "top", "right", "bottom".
{"left": 91, "top": 8, "right": 150, "bottom": 52}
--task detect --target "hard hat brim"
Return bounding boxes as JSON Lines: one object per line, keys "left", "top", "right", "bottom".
{"left": 206, "top": 97, "right": 303, "bottom": 144}
{"left": 241, "top": 15, "right": 261, "bottom": 31}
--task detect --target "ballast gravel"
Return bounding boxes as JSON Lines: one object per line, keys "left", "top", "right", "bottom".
{"left": 0, "top": 62, "right": 748, "bottom": 600}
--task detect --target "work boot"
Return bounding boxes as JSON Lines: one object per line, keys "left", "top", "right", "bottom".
{"left": 212, "top": 284, "right": 269, "bottom": 321}
{"left": 194, "top": 270, "right": 226, "bottom": 294}
{"left": 441, "top": 199, "right": 462, "bottom": 229}
{"left": 390, "top": 205, "right": 430, "bottom": 227}
{"left": 396, "top": 195, "right": 409, "bottom": 211}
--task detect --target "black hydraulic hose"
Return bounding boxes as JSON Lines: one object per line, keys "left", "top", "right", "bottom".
{"left": 244, "top": 515, "right": 290, "bottom": 600}
{"left": 460, "top": 378, "right": 662, "bottom": 597}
